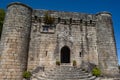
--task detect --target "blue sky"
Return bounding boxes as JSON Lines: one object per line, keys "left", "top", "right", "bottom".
{"left": 0, "top": 0, "right": 120, "bottom": 65}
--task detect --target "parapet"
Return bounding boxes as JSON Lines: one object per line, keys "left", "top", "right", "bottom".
{"left": 7, "top": 2, "right": 32, "bottom": 10}
{"left": 33, "top": 9, "right": 97, "bottom": 21}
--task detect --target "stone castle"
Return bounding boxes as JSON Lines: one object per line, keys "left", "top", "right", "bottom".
{"left": 0, "top": 2, "right": 119, "bottom": 80}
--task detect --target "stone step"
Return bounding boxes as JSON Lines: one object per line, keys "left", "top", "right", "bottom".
{"left": 48, "top": 76, "right": 92, "bottom": 79}
{"left": 48, "top": 73, "right": 92, "bottom": 77}
{"left": 31, "top": 66, "right": 99, "bottom": 80}
{"left": 51, "top": 71, "right": 88, "bottom": 74}
{"left": 48, "top": 72, "right": 90, "bottom": 76}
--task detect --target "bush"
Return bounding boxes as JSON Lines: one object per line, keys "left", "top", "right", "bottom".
{"left": 23, "top": 71, "right": 31, "bottom": 79}
{"left": 56, "top": 61, "right": 60, "bottom": 66}
{"left": 44, "top": 12, "right": 54, "bottom": 25}
{"left": 92, "top": 67, "right": 101, "bottom": 77}
{"left": 73, "top": 60, "right": 77, "bottom": 66}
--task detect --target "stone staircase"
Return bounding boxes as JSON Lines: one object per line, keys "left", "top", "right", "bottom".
{"left": 31, "top": 65, "right": 100, "bottom": 80}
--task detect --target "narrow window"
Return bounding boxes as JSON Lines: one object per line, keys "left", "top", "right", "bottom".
{"left": 79, "top": 52, "right": 82, "bottom": 57}
{"left": 90, "top": 20, "right": 92, "bottom": 24}
{"left": 35, "top": 16, "right": 37, "bottom": 20}
{"left": 58, "top": 17, "right": 61, "bottom": 23}
{"left": 70, "top": 18, "right": 72, "bottom": 24}
{"left": 46, "top": 51, "right": 48, "bottom": 56}
{"left": 80, "top": 19, "right": 82, "bottom": 23}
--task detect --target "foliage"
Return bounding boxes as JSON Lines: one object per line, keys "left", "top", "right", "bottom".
{"left": 92, "top": 67, "right": 101, "bottom": 77}
{"left": 73, "top": 60, "right": 77, "bottom": 66}
{"left": 23, "top": 71, "right": 31, "bottom": 79}
{"left": 56, "top": 60, "right": 60, "bottom": 66}
{"left": 0, "top": 9, "right": 5, "bottom": 38}
{"left": 43, "top": 12, "right": 54, "bottom": 25}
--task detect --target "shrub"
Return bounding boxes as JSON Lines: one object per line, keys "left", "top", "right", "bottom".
{"left": 44, "top": 12, "right": 54, "bottom": 25}
{"left": 23, "top": 71, "right": 31, "bottom": 79}
{"left": 73, "top": 60, "right": 77, "bottom": 66}
{"left": 92, "top": 67, "right": 101, "bottom": 77}
{"left": 56, "top": 61, "right": 60, "bottom": 66}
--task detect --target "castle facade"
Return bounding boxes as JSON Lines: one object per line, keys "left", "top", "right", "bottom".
{"left": 0, "top": 2, "right": 119, "bottom": 80}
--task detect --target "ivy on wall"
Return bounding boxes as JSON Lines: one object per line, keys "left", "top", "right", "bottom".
{"left": 0, "top": 9, "right": 5, "bottom": 39}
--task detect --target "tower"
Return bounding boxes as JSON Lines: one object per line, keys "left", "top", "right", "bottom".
{"left": 0, "top": 2, "right": 32, "bottom": 80}
{"left": 96, "top": 12, "right": 119, "bottom": 76}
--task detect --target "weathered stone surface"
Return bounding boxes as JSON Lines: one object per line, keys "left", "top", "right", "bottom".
{"left": 0, "top": 2, "right": 32, "bottom": 80}
{"left": 96, "top": 12, "right": 119, "bottom": 76}
{"left": 0, "top": 2, "right": 119, "bottom": 80}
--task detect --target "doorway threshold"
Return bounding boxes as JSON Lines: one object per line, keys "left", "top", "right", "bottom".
{"left": 60, "top": 63, "right": 72, "bottom": 66}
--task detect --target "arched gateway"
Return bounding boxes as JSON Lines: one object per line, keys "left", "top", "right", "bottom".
{"left": 60, "top": 46, "right": 70, "bottom": 63}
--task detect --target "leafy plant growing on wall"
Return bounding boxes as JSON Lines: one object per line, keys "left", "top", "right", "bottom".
{"left": 43, "top": 12, "right": 55, "bottom": 25}
{"left": 92, "top": 67, "right": 101, "bottom": 77}
{"left": 23, "top": 71, "right": 31, "bottom": 79}
{"left": 56, "top": 60, "right": 60, "bottom": 66}
{"left": 0, "top": 9, "right": 5, "bottom": 39}
{"left": 73, "top": 60, "right": 77, "bottom": 66}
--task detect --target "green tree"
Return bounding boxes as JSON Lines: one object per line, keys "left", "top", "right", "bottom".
{"left": 0, "top": 9, "right": 5, "bottom": 39}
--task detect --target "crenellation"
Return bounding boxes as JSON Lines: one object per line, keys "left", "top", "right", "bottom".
{"left": 33, "top": 9, "right": 97, "bottom": 23}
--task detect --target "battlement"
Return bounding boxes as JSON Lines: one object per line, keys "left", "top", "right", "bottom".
{"left": 7, "top": 2, "right": 112, "bottom": 25}
{"left": 32, "top": 10, "right": 99, "bottom": 26}
{"left": 33, "top": 9, "right": 97, "bottom": 21}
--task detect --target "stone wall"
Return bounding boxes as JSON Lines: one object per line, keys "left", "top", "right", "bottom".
{"left": 27, "top": 10, "right": 119, "bottom": 76}
{"left": 27, "top": 10, "right": 98, "bottom": 71}
{"left": 0, "top": 2, "right": 32, "bottom": 80}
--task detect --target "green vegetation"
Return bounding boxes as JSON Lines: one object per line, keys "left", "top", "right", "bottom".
{"left": 73, "top": 60, "right": 77, "bottom": 66}
{"left": 23, "top": 71, "right": 31, "bottom": 79}
{"left": 56, "top": 60, "right": 60, "bottom": 66}
{"left": 92, "top": 67, "right": 101, "bottom": 77}
{"left": 0, "top": 9, "right": 5, "bottom": 39}
{"left": 44, "top": 12, "right": 54, "bottom": 25}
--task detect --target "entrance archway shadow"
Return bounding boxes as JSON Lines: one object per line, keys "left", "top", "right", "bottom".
{"left": 61, "top": 46, "right": 70, "bottom": 63}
